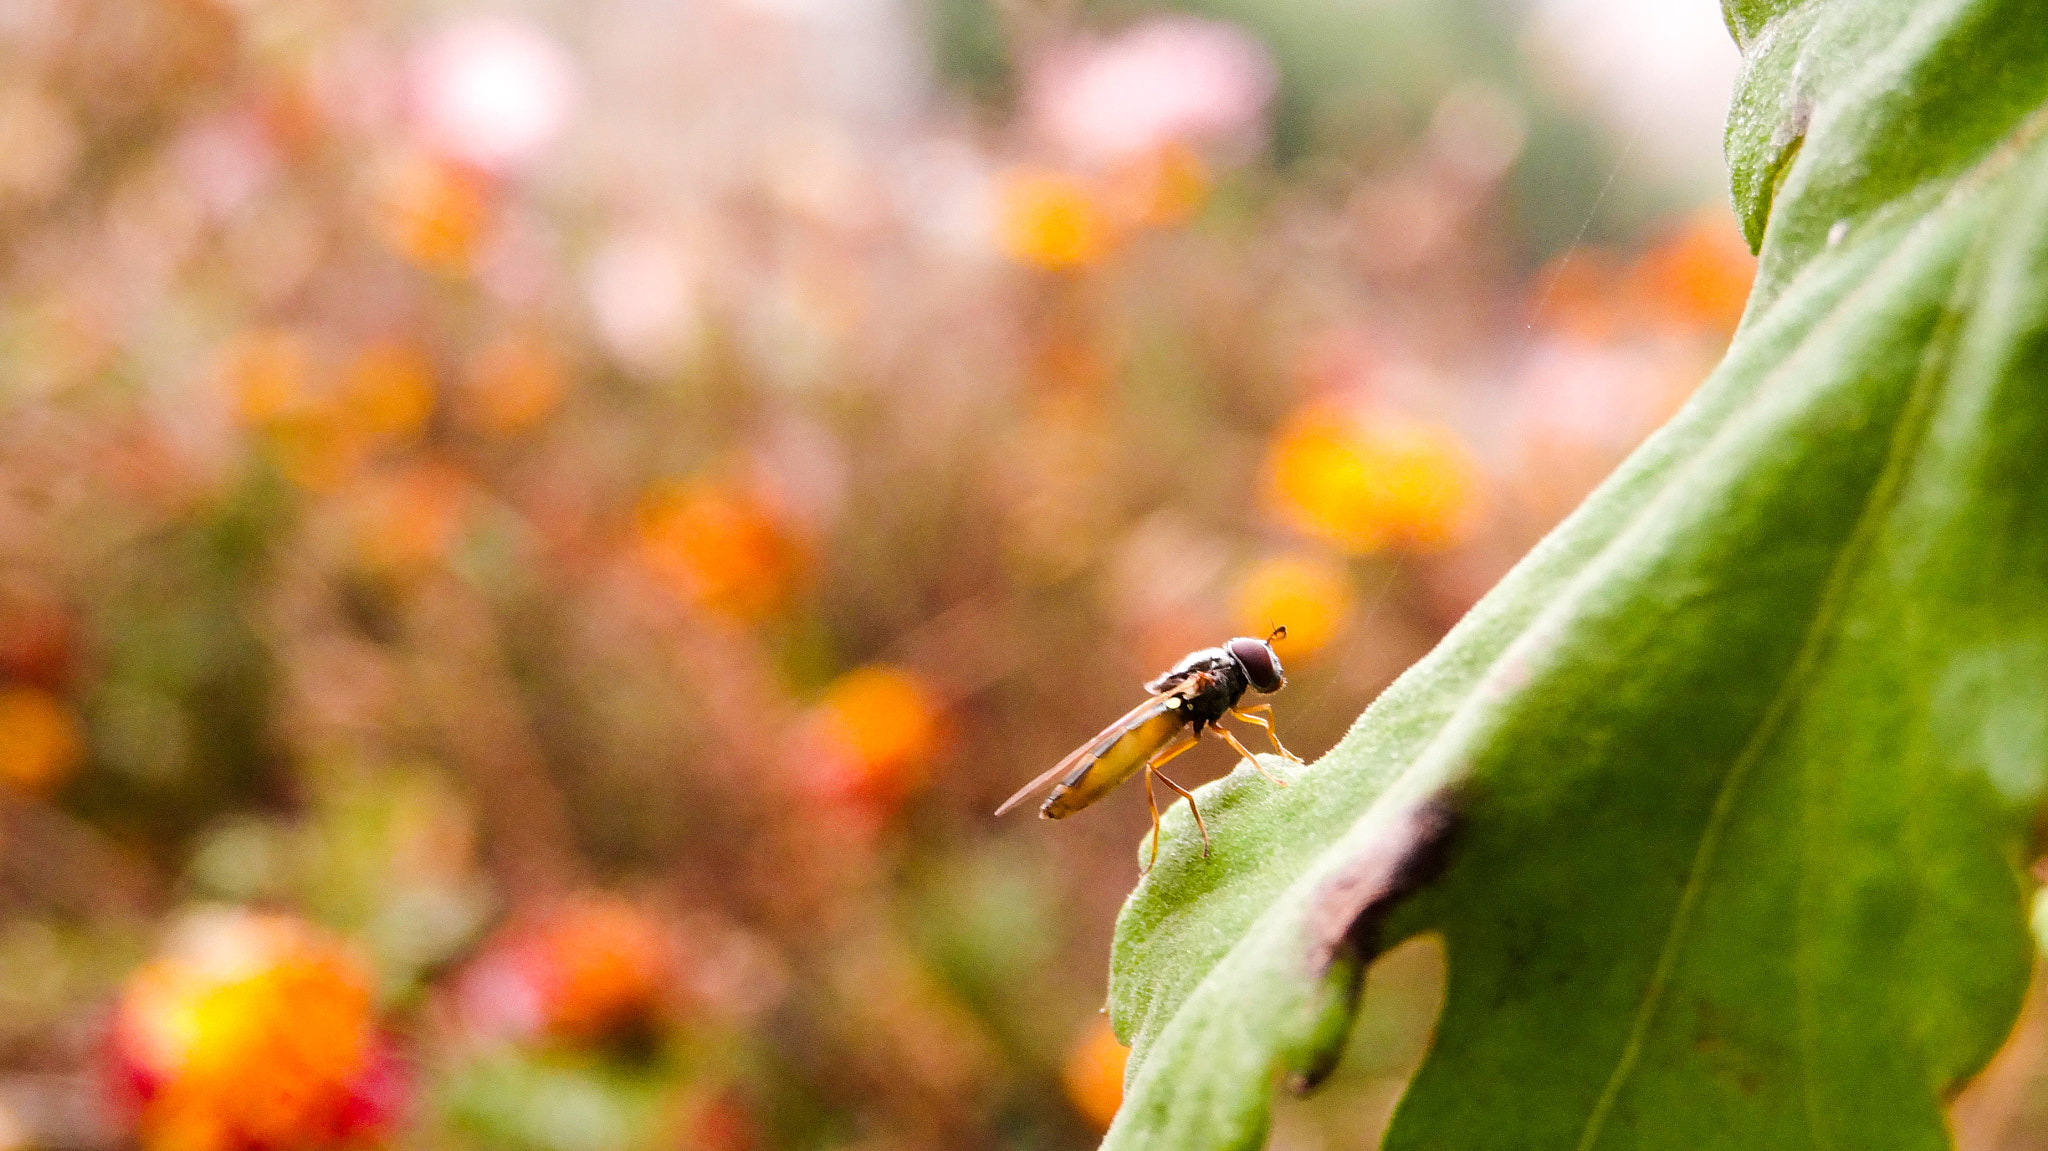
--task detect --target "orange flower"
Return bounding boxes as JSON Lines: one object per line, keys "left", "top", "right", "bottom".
{"left": 214, "top": 331, "right": 385, "bottom": 491}
{"left": 0, "top": 685, "right": 82, "bottom": 794}
{"left": 460, "top": 332, "right": 566, "bottom": 436}
{"left": 341, "top": 341, "right": 436, "bottom": 442}
{"left": 634, "top": 481, "right": 805, "bottom": 623}
{"left": 349, "top": 461, "right": 474, "bottom": 575}
{"left": 800, "top": 666, "right": 939, "bottom": 807}
{"left": 1629, "top": 207, "right": 1757, "bottom": 336}
{"left": 264, "top": 408, "right": 373, "bottom": 493}
{"left": 218, "top": 329, "right": 314, "bottom": 428}
{"left": 110, "top": 912, "right": 396, "bottom": 1151}
{"left": 996, "top": 169, "right": 1112, "bottom": 270}
{"left": 457, "top": 894, "right": 674, "bottom": 1045}
{"left": 1231, "top": 554, "right": 1354, "bottom": 661}
{"left": 1527, "top": 249, "right": 1625, "bottom": 342}
{"left": 532, "top": 897, "right": 673, "bottom": 1043}
{"left": 375, "top": 156, "right": 491, "bottom": 275}
{"left": 224, "top": 335, "right": 443, "bottom": 491}
{"left": 1061, "top": 1017, "right": 1128, "bottom": 1131}
{"left": 1264, "top": 404, "right": 1480, "bottom": 554}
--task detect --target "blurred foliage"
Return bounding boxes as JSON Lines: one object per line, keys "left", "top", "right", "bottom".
{"left": 0, "top": 0, "right": 1839, "bottom": 1149}
{"left": 933, "top": 0, "right": 1678, "bottom": 253}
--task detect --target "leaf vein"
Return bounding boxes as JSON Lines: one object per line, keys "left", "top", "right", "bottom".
{"left": 1571, "top": 162, "right": 2006, "bottom": 1151}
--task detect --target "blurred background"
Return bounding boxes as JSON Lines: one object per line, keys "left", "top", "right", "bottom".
{"left": 0, "top": 0, "right": 1833, "bottom": 1148}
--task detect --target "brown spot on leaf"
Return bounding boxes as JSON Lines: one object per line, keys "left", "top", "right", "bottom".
{"left": 1305, "top": 793, "right": 1460, "bottom": 976}
{"left": 1288, "top": 796, "right": 1459, "bottom": 1095}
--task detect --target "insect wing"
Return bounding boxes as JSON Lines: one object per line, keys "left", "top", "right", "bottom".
{"left": 994, "top": 692, "right": 1186, "bottom": 816}
{"left": 1039, "top": 701, "right": 1189, "bottom": 819}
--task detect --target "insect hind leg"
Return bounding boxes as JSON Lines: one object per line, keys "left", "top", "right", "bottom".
{"left": 1139, "top": 731, "right": 1201, "bottom": 868}
{"left": 1150, "top": 769, "right": 1210, "bottom": 858}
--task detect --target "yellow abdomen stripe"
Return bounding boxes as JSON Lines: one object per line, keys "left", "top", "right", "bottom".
{"left": 1042, "top": 702, "right": 1188, "bottom": 818}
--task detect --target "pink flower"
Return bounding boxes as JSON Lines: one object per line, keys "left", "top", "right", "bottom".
{"left": 1027, "top": 17, "right": 1277, "bottom": 166}
{"left": 410, "top": 16, "right": 577, "bottom": 171}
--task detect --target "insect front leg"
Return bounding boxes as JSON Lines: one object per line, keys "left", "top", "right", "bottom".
{"left": 1228, "top": 704, "right": 1302, "bottom": 764}
{"left": 1215, "top": 725, "right": 1291, "bottom": 787}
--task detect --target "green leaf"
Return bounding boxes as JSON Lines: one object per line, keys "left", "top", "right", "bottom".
{"left": 1104, "top": 3, "right": 2048, "bottom": 1147}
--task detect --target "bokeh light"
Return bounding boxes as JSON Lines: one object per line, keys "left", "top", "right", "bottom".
{"left": 0, "top": 686, "right": 83, "bottom": 794}
{"left": 1027, "top": 17, "right": 1277, "bottom": 166}
{"left": 1060, "top": 1017, "right": 1129, "bottom": 1132}
{"left": 798, "top": 665, "right": 942, "bottom": 810}
{"left": 996, "top": 169, "right": 1113, "bottom": 270}
{"left": 1232, "top": 554, "right": 1356, "bottom": 662}
{"left": 409, "top": 17, "right": 576, "bottom": 172}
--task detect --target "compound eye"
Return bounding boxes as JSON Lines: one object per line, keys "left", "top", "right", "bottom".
{"left": 1227, "top": 637, "right": 1285, "bottom": 693}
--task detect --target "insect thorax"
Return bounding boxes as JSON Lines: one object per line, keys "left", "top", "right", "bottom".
{"left": 1150, "top": 655, "right": 1247, "bottom": 728}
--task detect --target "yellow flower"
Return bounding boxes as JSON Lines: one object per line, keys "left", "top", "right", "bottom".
{"left": 1264, "top": 405, "right": 1480, "bottom": 554}
{"left": 797, "top": 666, "right": 941, "bottom": 813}
{"left": 996, "top": 169, "right": 1112, "bottom": 270}
{"left": 114, "top": 913, "right": 384, "bottom": 1151}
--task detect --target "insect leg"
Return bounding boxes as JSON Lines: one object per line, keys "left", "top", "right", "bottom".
{"left": 1151, "top": 769, "right": 1210, "bottom": 858}
{"left": 1228, "top": 705, "right": 1303, "bottom": 763}
{"left": 1134, "top": 731, "right": 1205, "bottom": 861}
{"left": 1144, "top": 768, "right": 1162, "bottom": 874}
{"left": 1216, "top": 725, "right": 1291, "bottom": 787}
{"left": 1148, "top": 730, "right": 1199, "bottom": 770}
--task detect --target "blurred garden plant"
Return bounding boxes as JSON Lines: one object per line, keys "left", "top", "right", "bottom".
{"left": 0, "top": 0, "right": 1793, "bottom": 1149}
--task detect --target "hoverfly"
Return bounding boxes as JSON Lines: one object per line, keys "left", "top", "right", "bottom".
{"left": 996, "top": 627, "right": 1302, "bottom": 871}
